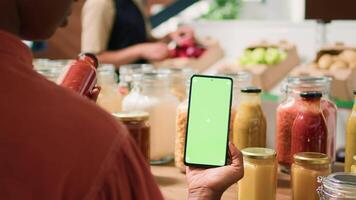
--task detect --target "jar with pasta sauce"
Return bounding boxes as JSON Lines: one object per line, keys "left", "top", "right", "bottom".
{"left": 112, "top": 111, "right": 150, "bottom": 162}
{"left": 292, "top": 152, "right": 331, "bottom": 200}
{"left": 276, "top": 76, "right": 337, "bottom": 172}
{"left": 318, "top": 173, "right": 356, "bottom": 199}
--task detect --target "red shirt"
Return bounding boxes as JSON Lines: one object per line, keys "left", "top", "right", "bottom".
{"left": 0, "top": 30, "right": 163, "bottom": 200}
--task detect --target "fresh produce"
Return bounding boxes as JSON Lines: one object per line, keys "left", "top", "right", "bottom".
{"left": 238, "top": 47, "right": 287, "bottom": 66}
{"left": 312, "top": 49, "right": 356, "bottom": 70}
{"left": 202, "top": 0, "right": 239, "bottom": 20}
{"left": 168, "top": 34, "right": 206, "bottom": 59}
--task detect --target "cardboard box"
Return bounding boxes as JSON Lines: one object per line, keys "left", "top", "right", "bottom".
{"left": 291, "top": 43, "right": 356, "bottom": 101}
{"left": 218, "top": 40, "right": 300, "bottom": 91}
{"left": 153, "top": 37, "right": 224, "bottom": 72}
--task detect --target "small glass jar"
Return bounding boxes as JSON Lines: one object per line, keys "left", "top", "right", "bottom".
{"left": 292, "top": 152, "right": 332, "bottom": 200}
{"left": 276, "top": 76, "right": 337, "bottom": 172}
{"left": 97, "top": 64, "right": 122, "bottom": 113}
{"left": 351, "top": 156, "right": 356, "bottom": 173}
{"left": 33, "top": 59, "right": 68, "bottom": 82}
{"left": 318, "top": 173, "right": 356, "bottom": 199}
{"left": 122, "top": 72, "right": 179, "bottom": 164}
{"left": 345, "top": 91, "right": 356, "bottom": 172}
{"left": 238, "top": 148, "right": 277, "bottom": 200}
{"left": 118, "top": 64, "right": 154, "bottom": 96}
{"left": 233, "top": 87, "right": 266, "bottom": 150}
{"left": 112, "top": 111, "right": 150, "bottom": 162}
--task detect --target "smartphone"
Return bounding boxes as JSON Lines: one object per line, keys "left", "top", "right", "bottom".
{"left": 184, "top": 75, "right": 233, "bottom": 167}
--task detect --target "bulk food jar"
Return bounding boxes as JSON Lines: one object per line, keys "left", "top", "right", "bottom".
{"left": 233, "top": 87, "right": 266, "bottom": 150}
{"left": 122, "top": 72, "right": 179, "bottom": 164}
{"left": 352, "top": 155, "right": 356, "bottom": 173}
{"left": 118, "top": 64, "right": 154, "bottom": 96}
{"left": 292, "top": 152, "right": 331, "bottom": 200}
{"left": 238, "top": 148, "right": 277, "bottom": 200}
{"left": 318, "top": 173, "right": 356, "bottom": 199}
{"left": 276, "top": 76, "right": 337, "bottom": 171}
{"left": 345, "top": 90, "right": 356, "bottom": 172}
{"left": 96, "top": 64, "right": 122, "bottom": 113}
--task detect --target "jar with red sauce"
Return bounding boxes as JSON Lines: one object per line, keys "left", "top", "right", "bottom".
{"left": 276, "top": 76, "right": 337, "bottom": 172}
{"left": 291, "top": 92, "right": 328, "bottom": 156}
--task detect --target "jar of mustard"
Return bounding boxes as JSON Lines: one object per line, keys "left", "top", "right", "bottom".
{"left": 238, "top": 148, "right": 277, "bottom": 200}
{"left": 351, "top": 155, "right": 356, "bottom": 173}
{"left": 292, "top": 152, "right": 331, "bottom": 200}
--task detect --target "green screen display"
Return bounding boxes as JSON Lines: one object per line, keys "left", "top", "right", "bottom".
{"left": 185, "top": 75, "right": 232, "bottom": 167}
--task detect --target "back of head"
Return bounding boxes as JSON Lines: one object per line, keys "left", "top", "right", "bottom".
{"left": 0, "top": 0, "right": 76, "bottom": 40}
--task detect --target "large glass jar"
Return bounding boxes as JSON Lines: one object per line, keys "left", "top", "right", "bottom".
{"left": 175, "top": 96, "right": 189, "bottom": 173}
{"left": 291, "top": 92, "right": 328, "bottom": 156}
{"left": 233, "top": 87, "right": 266, "bottom": 150}
{"left": 318, "top": 173, "right": 356, "bottom": 199}
{"left": 159, "top": 67, "right": 194, "bottom": 102}
{"left": 118, "top": 64, "right": 154, "bottom": 96}
{"left": 238, "top": 148, "right": 277, "bottom": 200}
{"left": 112, "top": 111, "right": 150, "bottom": 163}
{"left": 96, "top": 64, "right": 122, "bottom": 113}
{"left": 122, "top": 72, "right": 179, "bottom": 164}
{"left": 292, "top": 152, "right": 331, "bottom": 200}
{"left": 345, "top": 90, "right": 356, "bottom": 172}
{"left": 276, "top": 76, "right": 337, "bottom": 171}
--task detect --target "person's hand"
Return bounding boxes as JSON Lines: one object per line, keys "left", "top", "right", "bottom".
{"left": 186, "top": 142, "right": 244, "bottom": 200}
{"left": 138, "top": 42, "right": 169, "bottom": 61}
{"left": 169, "top": 26, "right": 195, "bottom": 45}
{"left": 88, "top": 86, "right": 101, "bottom": 102}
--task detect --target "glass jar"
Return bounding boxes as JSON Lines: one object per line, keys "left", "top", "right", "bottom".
{"left": 97, "top": 64, "right": 122, "bottom": 113}
{"left": 292, "top": 152, "right": 332, "bottom": 200}
{"left": 159, "top": 67, "right": 194, "bottom": 102}
{"left": 351, "top": 156, "right": 356, "bottom": 173}
{"left": 238, "top": 148, "right": 277, "bottom": 200}
{"left": 33, "top": 59, "right": 68, "bottom": 82}
{"left": 112, "top": 111, "right": 150, "bottom": 162}
{"left": 345, "top": 91, "right": 356, "bottom": 172}
{"left": 118, "top": 64, "right": 154, "bottom": 96}
{"left": 291, "top": 92, "right": 328, "bottom": 156}
{"left": 175, "top": 97, "right": 189, "bottom": 173}
{"left": 233, "top": 87, "right": 266, "bottom": 150}
{"left": 318, "top": 173, "right": 356, "bottom": 199}
{"left": 276, "top": 76, "right": 337, "bottom": 171}
{"left": 122, "top": 72, "right": 179, "bottom": 164}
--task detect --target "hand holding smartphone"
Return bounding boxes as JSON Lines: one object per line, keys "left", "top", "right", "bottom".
{"left": 184, "top": 75, "right": 233, "bottom": 167}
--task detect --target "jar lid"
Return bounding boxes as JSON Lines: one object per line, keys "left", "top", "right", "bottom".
{"left": 294, "top": 152, "right": 330, "bottom": 165}
{"left": 241, "top": 148, "right": 276, "bottom": 159}
{"left": 241, "top": 87, "right": 262, "bottom": 93}
{"left": 299, "top": 91, "right": 323, "bottom": 99}
{"left": 112, "top": 111, "right": 149, "bottom": 121}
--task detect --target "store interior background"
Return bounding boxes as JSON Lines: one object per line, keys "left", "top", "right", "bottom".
{"left": 33, "top": 0, "right": 356, "bottom": 150}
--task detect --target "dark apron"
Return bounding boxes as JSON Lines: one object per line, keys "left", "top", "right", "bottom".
{"left": 107, "top": 0, "right": 148, "bottom": 64}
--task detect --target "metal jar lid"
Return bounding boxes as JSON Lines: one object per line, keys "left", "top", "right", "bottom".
{"left": 112, "top": 111, "right": 149, "bottom": 122}
{"left": 294, "top": 152, "right": 330, "bottom": 165}
{"left": 241, "top": 147, "right": 276, "bottom": 160}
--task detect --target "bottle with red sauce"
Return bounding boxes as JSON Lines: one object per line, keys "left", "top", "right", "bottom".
{"left": 58, "top": 53, "right": 99, "bottom": 97}
{"left": 276, "top": 76, "right": 336, "bottom": 172}
{"left": 291, "top": 92, "right": 328, "bottom": 156}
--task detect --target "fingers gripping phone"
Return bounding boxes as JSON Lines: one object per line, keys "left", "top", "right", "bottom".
{"left": 184, "top": 75, "right": 233, "bottom": 167}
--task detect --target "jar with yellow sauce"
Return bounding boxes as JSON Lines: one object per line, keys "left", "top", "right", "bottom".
{"left": 351, "top": 155, "right": 356, "bottom": 173}
{"left": 233, "top": 87, "right": 266, "bottom": 150}
{"left": 292, "top": 152, "right": 331, "bottom": 200}
{"left": 345, "top": 90, "right": 356, "bottom": 172}
{"left": 238, "top": 148, "right": 277, "bottom": 200}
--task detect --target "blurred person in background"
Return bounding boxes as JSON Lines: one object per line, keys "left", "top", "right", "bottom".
{"left": 0, "top": 0, "right": 243, "bottom": 199}
{"left": 81, "top": 0, "right": 195, "bottom": 66}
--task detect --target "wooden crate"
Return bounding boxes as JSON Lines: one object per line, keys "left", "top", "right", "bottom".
{"left": 218, "top": 41, "right": 300, "bottom": 91}
{"left": 291, "top": 43, "right": 356, "bottom": 101}
{"left": 153, "top": 37, "right": 224, "bottom": 72}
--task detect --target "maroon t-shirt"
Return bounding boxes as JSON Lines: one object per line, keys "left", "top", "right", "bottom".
{"left": 0, "top": 30, "right": 163, "bottom": 200}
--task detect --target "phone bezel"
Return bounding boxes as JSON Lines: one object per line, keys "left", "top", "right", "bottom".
{"left": 183, "top": 74, "right": 233, "bottom": 168}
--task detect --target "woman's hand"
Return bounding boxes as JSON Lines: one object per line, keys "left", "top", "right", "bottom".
{"left": 138, "top": 42, "right": 169, "bottom": 61}
{"left": 186, "top": 142, "right": 244, "bottom": 200}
